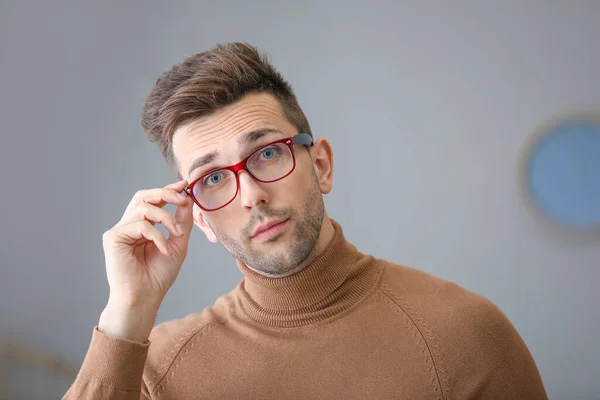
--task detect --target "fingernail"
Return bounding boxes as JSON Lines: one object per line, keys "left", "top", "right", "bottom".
{"left": 176, "top": 224, "right": 184, "bottom": 235}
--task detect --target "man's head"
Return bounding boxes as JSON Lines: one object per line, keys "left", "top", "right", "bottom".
{"left": 141, "top": 43, "right": 334, "bottom": 277}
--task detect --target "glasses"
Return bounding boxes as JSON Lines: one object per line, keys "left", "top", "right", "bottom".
{"left": 184, "top": 133, "right": 314, "bottom": 211}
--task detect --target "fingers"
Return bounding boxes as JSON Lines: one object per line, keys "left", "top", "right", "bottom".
{"left": 164, "top": 180, "right": 189, "bottom": 190}
{"left": 138, "top": 188, "right": 188, "bottom": 208}
{"left": 110, "top": 180, "right": 192, "bottom": 257}
{"left": 167, "top": 194, "right": 194, "bottom": 257}
{"left": 121, "top": 202, "right": 183, "bottom": 238}
{"left": 124, "top": 180, "right": 188, "bottom": 215}
{"left": 105, "top": 221, "right": 171, "bottom": 256}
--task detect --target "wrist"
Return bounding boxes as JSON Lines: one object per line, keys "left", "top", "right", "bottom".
{"left": 99, "top": 299, "right": 160, "bottom": 343}
{"left": 107, "top": 292, "right": 163, "bottom": 311}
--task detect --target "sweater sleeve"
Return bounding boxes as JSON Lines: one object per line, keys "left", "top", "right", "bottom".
{"left": 439, "top": 295, "right": 548, "bottom": 399}
{"left": 63, "top": 327, "right": 151, "bottom": 400}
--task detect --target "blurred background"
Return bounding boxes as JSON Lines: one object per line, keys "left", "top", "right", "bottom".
{"left": 1, "top": 1, "right": 599, "bottom": 399}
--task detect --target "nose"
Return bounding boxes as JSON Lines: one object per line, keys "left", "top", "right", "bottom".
{"left": 237, "top": 170, "right": 270, "bottom": 210}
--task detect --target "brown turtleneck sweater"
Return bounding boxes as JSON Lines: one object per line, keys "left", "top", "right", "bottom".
{"left": 64, "top": 220, "right": 547, "bottom": 399}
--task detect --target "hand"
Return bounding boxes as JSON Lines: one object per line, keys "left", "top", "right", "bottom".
{"left": 99, "top": 180, "right": 194, "bottom": 340}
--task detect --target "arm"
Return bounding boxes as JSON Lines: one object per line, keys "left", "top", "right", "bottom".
{"left": 63, "top": 301, "right": 160, "bottom": 400}
{"left": 64, "top": 180, "right": 194, "bottom": 399}
{"left": 63, "top": 327, "right": 150, "bottom": 400}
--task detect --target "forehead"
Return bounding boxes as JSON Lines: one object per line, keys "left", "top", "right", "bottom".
{"left": 172, "top": 93, "right": 297, "bottom": 179}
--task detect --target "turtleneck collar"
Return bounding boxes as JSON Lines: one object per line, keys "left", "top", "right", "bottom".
{"left": 234, "top": 219, "right": 381, "bottom": 328}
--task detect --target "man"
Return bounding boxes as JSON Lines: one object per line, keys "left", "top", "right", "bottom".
{"left": 64, "top": 43, "right": 547, "bottom": 399}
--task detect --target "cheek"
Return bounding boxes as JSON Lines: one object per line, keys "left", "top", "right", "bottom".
{"left": 277, "top": 169, "right": 314, "bottom": 200}
{"left": 207, "top": 207, "right": 247, "bottom": 235}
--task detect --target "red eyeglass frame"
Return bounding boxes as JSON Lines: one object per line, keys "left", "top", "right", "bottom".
{"left": 184, "top": 133, "right": 314, "bottom": 211}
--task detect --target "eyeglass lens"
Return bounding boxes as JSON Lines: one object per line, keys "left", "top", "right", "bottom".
{"left": 192, "top": 142, "right": 294, "bottom": 210}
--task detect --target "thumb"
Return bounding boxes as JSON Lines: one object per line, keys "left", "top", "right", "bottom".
{"left": 168, "top": 195, "right": 194, "bottom": 256}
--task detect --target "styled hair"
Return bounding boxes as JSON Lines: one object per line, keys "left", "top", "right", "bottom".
{"left": 141, "top": 42, "right": 312, "bottom": 178}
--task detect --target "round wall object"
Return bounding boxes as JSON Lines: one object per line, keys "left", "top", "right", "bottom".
{"left": 522, "top": 114, "right": 600, "bottom": 231}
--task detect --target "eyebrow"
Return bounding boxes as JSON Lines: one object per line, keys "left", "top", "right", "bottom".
{"left": 187, "top": 128, "right": 283, "bottom": 177}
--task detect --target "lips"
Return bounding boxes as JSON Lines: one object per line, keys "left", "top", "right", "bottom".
{"left": 251, "top": 219, "right": 288, "bottom": 238}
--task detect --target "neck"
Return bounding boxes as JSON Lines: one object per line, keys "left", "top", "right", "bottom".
{"left": 234, "top": 219, "right": 379, "bottom": 328}
{"left": 245, "top": 213, "right": 336, "bottom": 278}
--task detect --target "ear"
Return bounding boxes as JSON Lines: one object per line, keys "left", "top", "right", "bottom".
{"left": 193, "top": 205, "right": 219, "bottom": 243}
{"left": 310, "top": 138, "right": 334, "bottom": 194}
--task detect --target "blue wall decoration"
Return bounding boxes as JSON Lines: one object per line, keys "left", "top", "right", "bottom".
{"left": 522, "top": 115, "right": 600, "bottom": 231}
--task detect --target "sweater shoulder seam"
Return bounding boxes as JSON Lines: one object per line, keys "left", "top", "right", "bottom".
{"left": 378, "top": 282, "right": 448, "bottom": 400}
{"left": 146, "top": 319, "right": 222, "bottom": 396}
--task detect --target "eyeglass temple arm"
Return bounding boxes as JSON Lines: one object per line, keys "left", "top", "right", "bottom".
{"left": 294, "top": 133, "right": 314, "bottom": 147}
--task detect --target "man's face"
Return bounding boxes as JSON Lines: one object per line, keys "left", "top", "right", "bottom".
{"left": 172, "top": 93, "right": 333, "bottom": 276}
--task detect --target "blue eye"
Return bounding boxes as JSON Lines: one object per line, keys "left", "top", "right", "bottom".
{"left": 260, "top": 147, "right": 280, "bottom": 160}
{"left": 203, "top": 172, "right": 224, "bottom": 187}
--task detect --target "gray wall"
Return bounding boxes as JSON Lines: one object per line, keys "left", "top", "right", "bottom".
{"left": 1, "top": 1, "right": 599, "bottom": 398}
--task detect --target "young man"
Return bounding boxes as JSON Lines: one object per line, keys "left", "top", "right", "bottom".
{"left": 65, "top": 43, "right": 547, "bottom": 399}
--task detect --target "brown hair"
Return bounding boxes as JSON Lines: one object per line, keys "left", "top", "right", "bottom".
{"left": 141, "top": 42, "right": 312, "bottom": 178}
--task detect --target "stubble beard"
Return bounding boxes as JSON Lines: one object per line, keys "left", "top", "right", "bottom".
{"left": 211, "top": 176, "right": 324, "bottom": 277}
